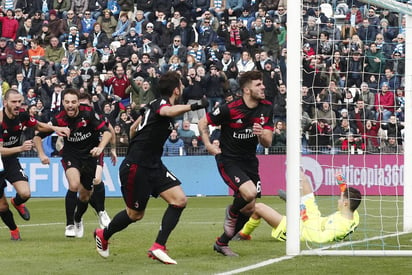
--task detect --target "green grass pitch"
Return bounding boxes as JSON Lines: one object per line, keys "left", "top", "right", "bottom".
{"left": 1, "top": 196, "right": 412, "bottom": 274}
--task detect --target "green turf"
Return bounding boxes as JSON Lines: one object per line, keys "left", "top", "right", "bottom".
{"left": 1, "top": 196, "right": 412, "bottom": 274}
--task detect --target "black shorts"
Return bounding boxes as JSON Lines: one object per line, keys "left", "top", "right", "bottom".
{"left": 215, "top": 154, "right": 261, "bottom": 198}
{"left": 0, "top": 157, "right": 28, "bottom": 197}
{"left": 119, "top": 159, "right": 182, "bottom": 211}
{"left": 61, "top": 155, "right": 97, "bottom": 191}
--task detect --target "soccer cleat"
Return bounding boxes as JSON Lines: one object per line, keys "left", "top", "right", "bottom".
{"left": 213, "top": 242, "right": 238, "bottom": 257}
{"left": 94, "top": 228, "right": 109, "bottom": 258}
{"left": 98, "top": 210, "right": 111, "bottom": 229}
{"left": 223, "top": 205, "right": 237, "bottom": 238}
{"left": 10, "top": 228, "right": 21, "bottom": 241}
{"left": 278, "top": 189, "right": 287, "bottom": 201}
{"left": 74, "top": 220, "right": 84, "bottom": 238}
{"left": 11, "top": 198, "right": 30, "bottom": 221}
{"left": 232, "top": 231, "right": 251, "bottom": 241}
{"left": 148, "top": 243, "right": 177, "bottom": 264}
{"left": 65, "top": 224, "right": 76, "bottom": 238}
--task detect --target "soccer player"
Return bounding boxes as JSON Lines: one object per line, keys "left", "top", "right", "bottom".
{"left": 236, "top": 171, "right": 362, "bottom": 243}
{"left": 33, "top": 88, "right": 112, "bottom": 238}
{"left": 0, "top": 89, "right": 70, "bottom": 240}
{"left": 198, "top": 70, "right": 274, "bottom": 256}
{"left": 77, "top": 93, "right": 117, "bottom": 228}
{"left": 93, "top": 71, "right": 208, "bottom": 264}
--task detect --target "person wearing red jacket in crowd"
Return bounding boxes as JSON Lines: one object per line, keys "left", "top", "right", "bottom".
{"left": 5, "top": 39, "right": 28, "bottom": 65}
{"left": 104, "top": 64, "right": 131, "bottom": 106}
{"left": 345, "top": 5, "right": 363, "bottom": 27}
{"left": 0, "top": 9, "right": 19, "bottom": 41}
{"left": 374, "top": 81, "right": 395, "bottom": 122}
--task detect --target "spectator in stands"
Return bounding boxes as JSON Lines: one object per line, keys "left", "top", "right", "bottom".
{"left": 28, "top": 39, "right": 45, "bottom": 65}
{"left": 71, "top": 0, "right": 89, "bottom": 15}
{"left": 317, "top": 80, "right": 343, "bottom": 116}
{"left": 381, "top": 114, "right": 404, "bottom": 145}
{"left": 126, "top": 77, "right": 157, "bottom": 112}
{"left": 305, "top": 119, "right": 332, "bottom": 153}
{"left": 112, "top": 13, "right": 131, "bottom": 40}
{"left": 164, "top": 35, "right": 187, "bottom": 65}
{"left": 374, "top": 34, "right": 393, "bottom": 61}
{"left": 303, "top": 16, "right": 320, "bottom": 49}
{"left": 357, "top": 18, "right": 377, "bottom": 45}
{"left": 366, "top": 6, "right": 380, "bottom": 29}
{"left": 340, "top": 132, "right": 363, "bottom": 154}
{"left": 182, "top": 66, "right": 207, "bottom": 123}
{"left": 45, "top": 37, "right": 65, "bottom": 71}
{"left": 5, "top": 39, "right": 28, "bottom": 65}
{"left": 173, "top": 18, "right": 195, "bottom": 48}
{"left": 386, "top": 51, "right": 405, "bottom": 79}
{"left": 178, "top": 120, "right": 197, "bottom": 148}
{"left": 163, "top": 129, "right": 185, "bottom": 156}
{"left": 346, "top": 50, "right": 364, "bottom": 88}
{"left": 378, "top": 18, "right": 398, "bottom": 45}
{"left": 260, "top": 17, "right": 281, "bottom": 60}
{"left": 375, "top": 82, "right": 395, "bottom": 121}
{"left": 138, "top": 33, "right": 163, "bottom": 64}
{"left": 0, "top": 9, "right": 19, "bottom": 41}
{"left": 272, "top": 120, "right": 286, "bottom": 153}
{"left": 380, "top": 67, "right": 401, "bottom": 91}
{"left": 381, "top": 135, "right": 403, "bottom": 154}
{"left": 97, "top": 9, "right": 118, "bottom": 39}
{"left": 217, "top": 19, "right": 246, "bottom": 63}
{"left": 392, "top": 33, "right": 405, "bottom": 57}
{"left": 379, "top": 8, "right": 398, "bottom": 27}
{"left": 333, "top": 117, "right": 356, "bottom": 149}
{"left": 2, "top": 55, "right": 19, "bottom": 85}
{"left": 315, "top": 101, "right": 337, "bottom": 130}
{"left": 356, "top": 82, "right": 376, "bottom": 113}
{"left": 345, "top": 4, "right": 363, "bottom": 27}
{"left": 236, "top": 51, "right": 255, "bottom": 73}
{"left": 65, "top": 42, "right": 82, "bottom": 69}
{"left": 358, "top": 119, "right": 380, "bottom": 154}
{"left": 136, "top": 0, "right": 153, "bottom": 21}
{"left": 204, "top": 64, "right": 226, "bottom": 112}
{"left": 104, "top": 65, "right": 130, "bottom": 105}
{"left": 364, "top": 42, "right": 386, "bottom": 80}
{"left": 115, "top": 35, "right": 134, "bottom": 66}
{"left": 114, "top": 123, "right": 129, "bottom": 151}
{"left": 197, "top": 18, "right": 217, "bottom": 49}
{"left": 186, "top": 136, "right": 207, "bottom": 156}
{"left": 273, "top": 83, "right": 287, "bottom": 123}
{"left": 224, "top": 0, "right": 243, "bottom": 19}
{"left": 89, "top": 0, "right": 107, "bottom": 20}
{"left": 395, "top": 87, "right": 405, "bottom": 122}
{"left": 302, "top": 85, "right": 315, "bottom": 118}
{"left": 117, "top": 110, "right": 133, "bottom": 135}
{"left": 322, "top": 18, "right": 341, "bottom": 46}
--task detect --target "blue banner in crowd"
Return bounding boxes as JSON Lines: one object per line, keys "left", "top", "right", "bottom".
{"left": 4, "top": 156, "right": 228, "bottom": 197}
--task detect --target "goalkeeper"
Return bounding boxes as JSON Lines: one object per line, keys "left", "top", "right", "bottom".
{"left": 235, "top": 171, "right": 362, "bottom": 243}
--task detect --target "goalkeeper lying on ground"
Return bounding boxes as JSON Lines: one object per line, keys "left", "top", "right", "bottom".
{"left": 235, "top": 171, "right": 362, "bottom": 243}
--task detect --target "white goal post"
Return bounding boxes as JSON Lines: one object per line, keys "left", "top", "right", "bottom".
{"left": 286, "top": 0, "right": 412, "bottom": 256}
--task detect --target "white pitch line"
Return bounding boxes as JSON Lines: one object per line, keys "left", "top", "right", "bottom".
{"left": 215, "top": 231, "right": 412, "bottom": 275}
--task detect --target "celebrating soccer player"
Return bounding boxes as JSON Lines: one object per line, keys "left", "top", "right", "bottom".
{"left": 198, "top": 70, "right": 274, "bottom": 256}
{"left": 93, "top": 71, "right": 208, "bottom": 264}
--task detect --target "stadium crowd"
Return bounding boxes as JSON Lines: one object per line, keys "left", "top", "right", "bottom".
{"left": 0, "top": 0, "right": 408, "bottom": 156}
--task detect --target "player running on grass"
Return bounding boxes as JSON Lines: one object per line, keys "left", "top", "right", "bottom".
{"left": 34, "top": 88, "right": 112, "bottom": 238}
{"left": 198, "top": 70, "right": 274, "bottom": 256}
{"left": 235, "top": 171, "right": 362, "bottom": 243}
{"left": 93, "top": 71, "right": 209, "bottom": 264}
{"left": 0, "top": 89, "right": 70, "bottom": 240}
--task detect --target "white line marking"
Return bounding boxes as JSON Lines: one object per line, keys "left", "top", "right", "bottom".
{"left": 215, "top": 231, "right": 412, "bottom": 275}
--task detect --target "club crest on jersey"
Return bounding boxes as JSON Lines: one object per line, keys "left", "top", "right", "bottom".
{"left": 95, "top": 113, "right": 100, "bottom": 120}
{"left": 81, "top": 117, "right": 87, "bottom": 127}
{"left": 234, "top": 176, "right": 240, "bottom": 183}
{"left": 19, "top": 122, "right": 23, "bottom": 130}
{"left": 134, "top": 201, "right": 139, "bottom": 208}
{"left": 213, "top": 107, "right": 220, "bottom": 116}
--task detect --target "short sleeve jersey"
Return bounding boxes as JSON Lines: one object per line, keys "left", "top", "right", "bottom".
{"left": 0, "top": 110, "right": 37, "bottom": 157}
{"left": 126, "top": 98, "right": 174, "bottom": 168}
{"left": 206, "top": 98, "right": 274, "bottom": 159}
{"left": 41, "top": 105, "right": 108, "bottom": 157}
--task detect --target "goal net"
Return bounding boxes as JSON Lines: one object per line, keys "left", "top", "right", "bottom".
{"left": 286, "top": 0, "right": 412, "bottom": 256}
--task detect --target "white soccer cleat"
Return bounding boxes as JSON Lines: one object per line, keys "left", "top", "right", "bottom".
{"left": 74, "top": 220, "right": 84, "bottom": 238}
{"left": 94, "top": 229, "right": 109, "bottom": 258}
{"left": 98, "top": 210, "right": 111, "bottom": 228}
{"left": 65, "top": 225, "right": 76, "bottom": 238}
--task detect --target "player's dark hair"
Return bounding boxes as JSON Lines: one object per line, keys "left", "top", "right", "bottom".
{"left": 79, "top": 92, "right": 92, "bottom": 102}
{"left": 4, "top": 88, "right": 20, "bottom": 100}
{"left": 344, "top": 187, "right": 362, "bottom": 212}
{"left": 62, "top": 88, "right": 80, "bottom": 99}
{"left": 158, "top": 71, "right": 181, "bottom": 97}
{"left": 238, "top": 71, "right": 263, "bottom": 91}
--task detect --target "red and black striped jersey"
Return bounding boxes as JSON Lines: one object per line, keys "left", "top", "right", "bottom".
{"left": 0, "top": 110, "right": 37, "bottom": 156}
{"left": 206, "top": 98, "right": 274, "bottom": 159}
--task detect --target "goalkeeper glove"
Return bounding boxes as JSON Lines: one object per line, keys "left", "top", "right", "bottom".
{"left": 335, "top": 173, "right": 347, "bottom": 193}
{"left": 190, "top": 97, "right": 209, "bottom": 111}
